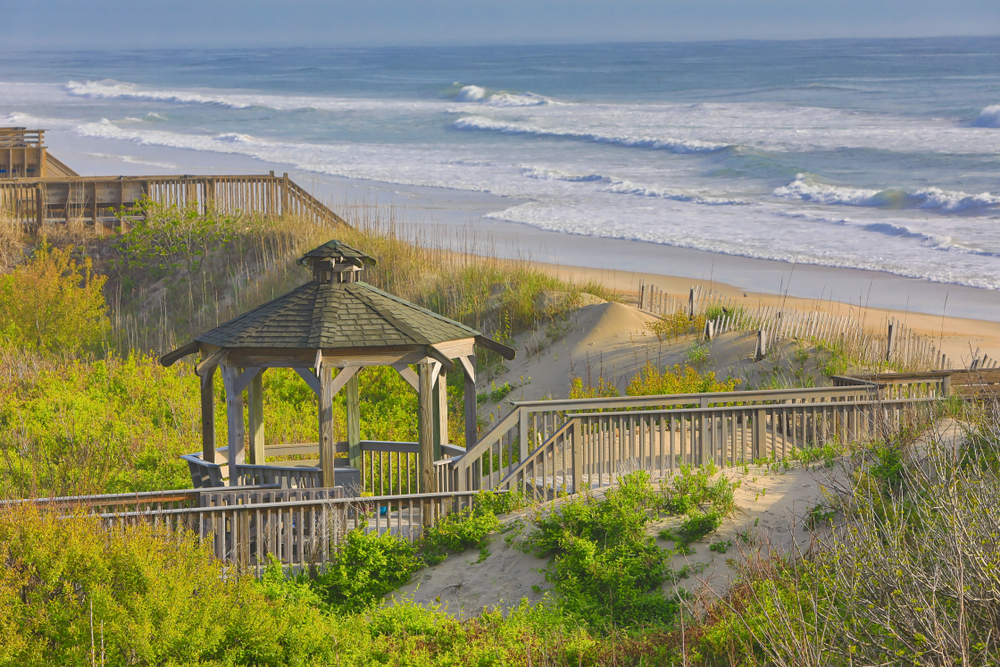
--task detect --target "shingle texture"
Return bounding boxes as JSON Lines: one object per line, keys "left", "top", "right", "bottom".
{"left": 196, "top": 280, "right": 481, "bottom": 349}
{"left": 297, "top": 240, "right": 376, "bottom": 267}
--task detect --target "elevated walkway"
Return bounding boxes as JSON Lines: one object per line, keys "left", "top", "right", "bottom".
{"left": 0, "top": 128, "right": 78, "bottom": 179}
{"left": 0, "top": 127, "right": 346, "bottom": 230}
{"left": 17, "top": 369, "right": 992, "bottom": 573}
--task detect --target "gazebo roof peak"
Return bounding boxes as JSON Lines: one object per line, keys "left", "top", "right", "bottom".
{"left": 159, "top": 238, "right": 516, "bottom": 365}
{"left": 298, "top": 240, "right": 376, "bottom": 284}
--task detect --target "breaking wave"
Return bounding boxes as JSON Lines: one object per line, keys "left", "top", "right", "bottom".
{"left": 773, "top": 174, "right": 1000, "bottom": 214}
{"left": 454, "top": 115, "right": 727, "bottom": 154}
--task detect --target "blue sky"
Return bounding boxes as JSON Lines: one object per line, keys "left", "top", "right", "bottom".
{"left": 3, "top": 0, "right": 999, "bottom": 49}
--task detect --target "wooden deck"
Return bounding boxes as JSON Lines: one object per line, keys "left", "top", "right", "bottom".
{"left": 0, "top": 128, "right": 78, "bottom": 179}
{"left": 0, "top": 172, "right": 346, "bottom": 230}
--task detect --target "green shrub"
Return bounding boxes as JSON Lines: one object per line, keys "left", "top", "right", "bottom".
{"left": 312, "top": 528, "right": 422, "bottom": 613}
{"left": 421, "top": 507, "right": 501, "bottom": 565}
{"left": 0, "top": 505, "right": 334, "bottom": 667}
{"left": 646, "top": 311, "right": 706, "bottom": 343}
{"left": 625, "top": 363, "right": 740, "bottom": 397}
{"left": 521, "top": 472, "right": 685, "bottom": 629}
{"left": 0, "top": 240, "right": 109, "bottom": 356}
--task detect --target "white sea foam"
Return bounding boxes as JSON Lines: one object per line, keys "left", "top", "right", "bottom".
{"left": 456, "top": 84, "right": 553, "bottom": 106}
{"left": 455, "top": 85, "right": 486, "bottom": 102}
{"left": 773, "top": 174, "right": 1000, "bottom": 214}
{"left": 65, "top": 79, "right": 443, "bottom": 113}
{"left": 453, "top": 115, "right": 726, "bottom": 154}
{"left": 972, "top": 105, "right": 1000, "bottom": 128}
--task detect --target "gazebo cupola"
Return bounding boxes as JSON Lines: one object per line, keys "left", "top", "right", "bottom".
{"left": 300, "top": 239, "right": 372, "bottom": 283}
{"left": 161, "top": 239, "right": 515, "bottom": 493}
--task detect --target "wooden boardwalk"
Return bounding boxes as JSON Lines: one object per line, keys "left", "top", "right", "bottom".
{"left": 0, "top": 172, "right": 346, "bottom": 230}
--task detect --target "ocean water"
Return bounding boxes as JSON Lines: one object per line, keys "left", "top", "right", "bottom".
{"left": 2, "top": 39, "right": 1000, "bottom": 289}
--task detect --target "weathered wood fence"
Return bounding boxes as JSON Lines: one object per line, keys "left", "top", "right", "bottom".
{"left": 24, "top": 370, "right": 991, "bottom": 570}
{"left": 638, "top": 281, "right": 963, "bottom": 370}
{"left": 0, "top": 172, "right": 346, "bottom": 229}
{"left": 447, "top": 374, "right": 950, "bottom": 497}
{"left": 98, "top": 491, "right": 483, "bottom": 574}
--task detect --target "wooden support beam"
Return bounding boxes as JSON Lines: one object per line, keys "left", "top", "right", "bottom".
{"left": 418, "top": 362, "right": 435, "bottom": 494}
{"left": 232, "top": 366, "right": 262, "bottom": 394}
{"left": 346, "top": 372, "right": 361, "bottom": 470}
{"left": 196, "top": 348, "right": 228, "bottom": 376}
{"left": 248, "top": 369, "right": 265, "bottom": 465}
{"left": 294, "top": 367, "right": 321, "bottom": 395}
{"left": 330, "top": 365, "right": 360, "bottom": 396}
{"left": 318, "top": 365, "right": 336, "bottom": 488}
{"left": 425, "top": 345, "right": 455, "bottom": 372}
{"left": 221, "top": 366, "right": 246, "bottom": 469}
{"left": 200, "top": 365, "right": 217, "bottom": 463}
{"left": 433, "top": 367, "right": 448, "bottom": 460}
{"left": 159, "top": 339, "right": 200, "bottom": 367}
{"left": 460, "top": 355, "right": 478, "bottom": 451}
{"left": 392, "top": 361, "right": 420, "bottom": 392}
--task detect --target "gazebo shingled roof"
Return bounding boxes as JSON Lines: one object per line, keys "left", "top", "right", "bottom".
{"left": 195, "top": 281, "right": 483, "bottom": 350}
{"left": 160, "top": 239, "right": 514, "bottom": 493}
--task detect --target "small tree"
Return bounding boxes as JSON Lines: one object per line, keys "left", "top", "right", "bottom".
{"left": 0, "top": 240, "right": 109, "bottom": 355}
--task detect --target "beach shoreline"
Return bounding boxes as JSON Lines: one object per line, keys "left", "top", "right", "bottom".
{"left": 45, "top": 130, "right": 999, "bottom": 363}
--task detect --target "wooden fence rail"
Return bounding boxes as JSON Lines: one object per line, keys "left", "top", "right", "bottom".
{"left": 99, "top": 490, "right": 486, "bottom": 573}
{"left": 0, "top": 172, "right": 346, "bottom": 230}
{"left": 0, "top": 484, "right": 280, "bottom": 514}
{"left": 493, "top": 396, "right": 938, "bottom": 501}
{"left": 637, "top": 280, "right": 963, "bottom": 371}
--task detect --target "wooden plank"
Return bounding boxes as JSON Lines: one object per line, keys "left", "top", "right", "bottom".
{"left": 461, "top": 355, "right": 478, "bottom": 458}
{"left": 319, "top": 366, "right": 336, "bottom": 488}
{"left": 293, "top": 367, "right": 321, "bottom": 395}
{"left": 222, "top": 366, "right": 246, "bottom": 467}
{"left": 433, "top": 369, "right": 448, "bottom": 461}
{"left": 418, "top": 362, "right": 435, "bottom": 494}
{"left": 201, "top": 365, "right": 217, "bottom": 464}
{"left": 346, "top": 373, "right": 362, "bottom": 469}
{"left": 248, "top": 370, "right": 265, "bottom": 465}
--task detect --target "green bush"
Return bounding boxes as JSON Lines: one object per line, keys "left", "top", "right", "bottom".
{"left": 0, "top": 240, "right": 109, "bottom": 356}
{"left": 522, "top": 472, "right": 683, "bottom": 629}
{"left": 312, "top": 528, "right": 422, "bottom": 613}
{"left": 0, "top": 505, "right": 335, "bottom": 667}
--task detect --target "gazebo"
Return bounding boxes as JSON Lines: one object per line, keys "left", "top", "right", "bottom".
{"left": 160, "top": 240, "right": 515, "bottom": 493}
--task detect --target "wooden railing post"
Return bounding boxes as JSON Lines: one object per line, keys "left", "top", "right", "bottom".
{"left": 418, "top": 362, "right": 435, "bottom": 494}
{"left": 319, "top": 365, "right": 336, "bottom": 488}
{"left": 346, "top": 373, "right": 362, "bottom": 470}
{"left": 200, "top": 365, "right": 217, "bottom": 464}
{"left": 571, "top": 418, "right": 583, "bottom": 493}
{"left": 754, "top": 408, "right": 766, "bottom": 461}
{"left": 518, "top": 408, "right": 529, "bottom": 465}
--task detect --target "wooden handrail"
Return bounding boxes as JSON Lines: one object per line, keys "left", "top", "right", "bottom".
{"left": 0, "top": 172, "right": 347, "bottom": 230}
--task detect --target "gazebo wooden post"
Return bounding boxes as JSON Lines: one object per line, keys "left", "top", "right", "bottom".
{"left": 248, "top": 370, "right": 265, "bottom": 465}
{"left": 432, "top": 369, "right": 448, "bottom": 461}
{"left": 221, "top": 366, "right": 246, "bottom": 466}
{"left": 318, "top": 365, "right": 336, "bottom": 488}
{"left": 418, "top": 361, "right": 435, "bottom": 494}
{"left": 460, "top": 355, "right": 477, "bottom": 452}
{"left": 346, "top": 373, "right": 362, "bottom": 470}
{"left": 200, "top": 365, "right": 217, "bottom": 464}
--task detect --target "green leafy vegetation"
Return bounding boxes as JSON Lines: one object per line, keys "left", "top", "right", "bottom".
{"left": 570, "top": 363, "right": 740, "bottom": 401}
{"left": 0, "top": 240, "right": 109, "bottom": 356}
{"left": 518, "top": 470, "right": 739, "bottom": 630}
{"left": 646, "top": 311, "right": 707, "bottom": 343}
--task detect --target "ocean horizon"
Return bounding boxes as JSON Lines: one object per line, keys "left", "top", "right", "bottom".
{"left": 2, "top": 37, "right": 999, "bottom": 290}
